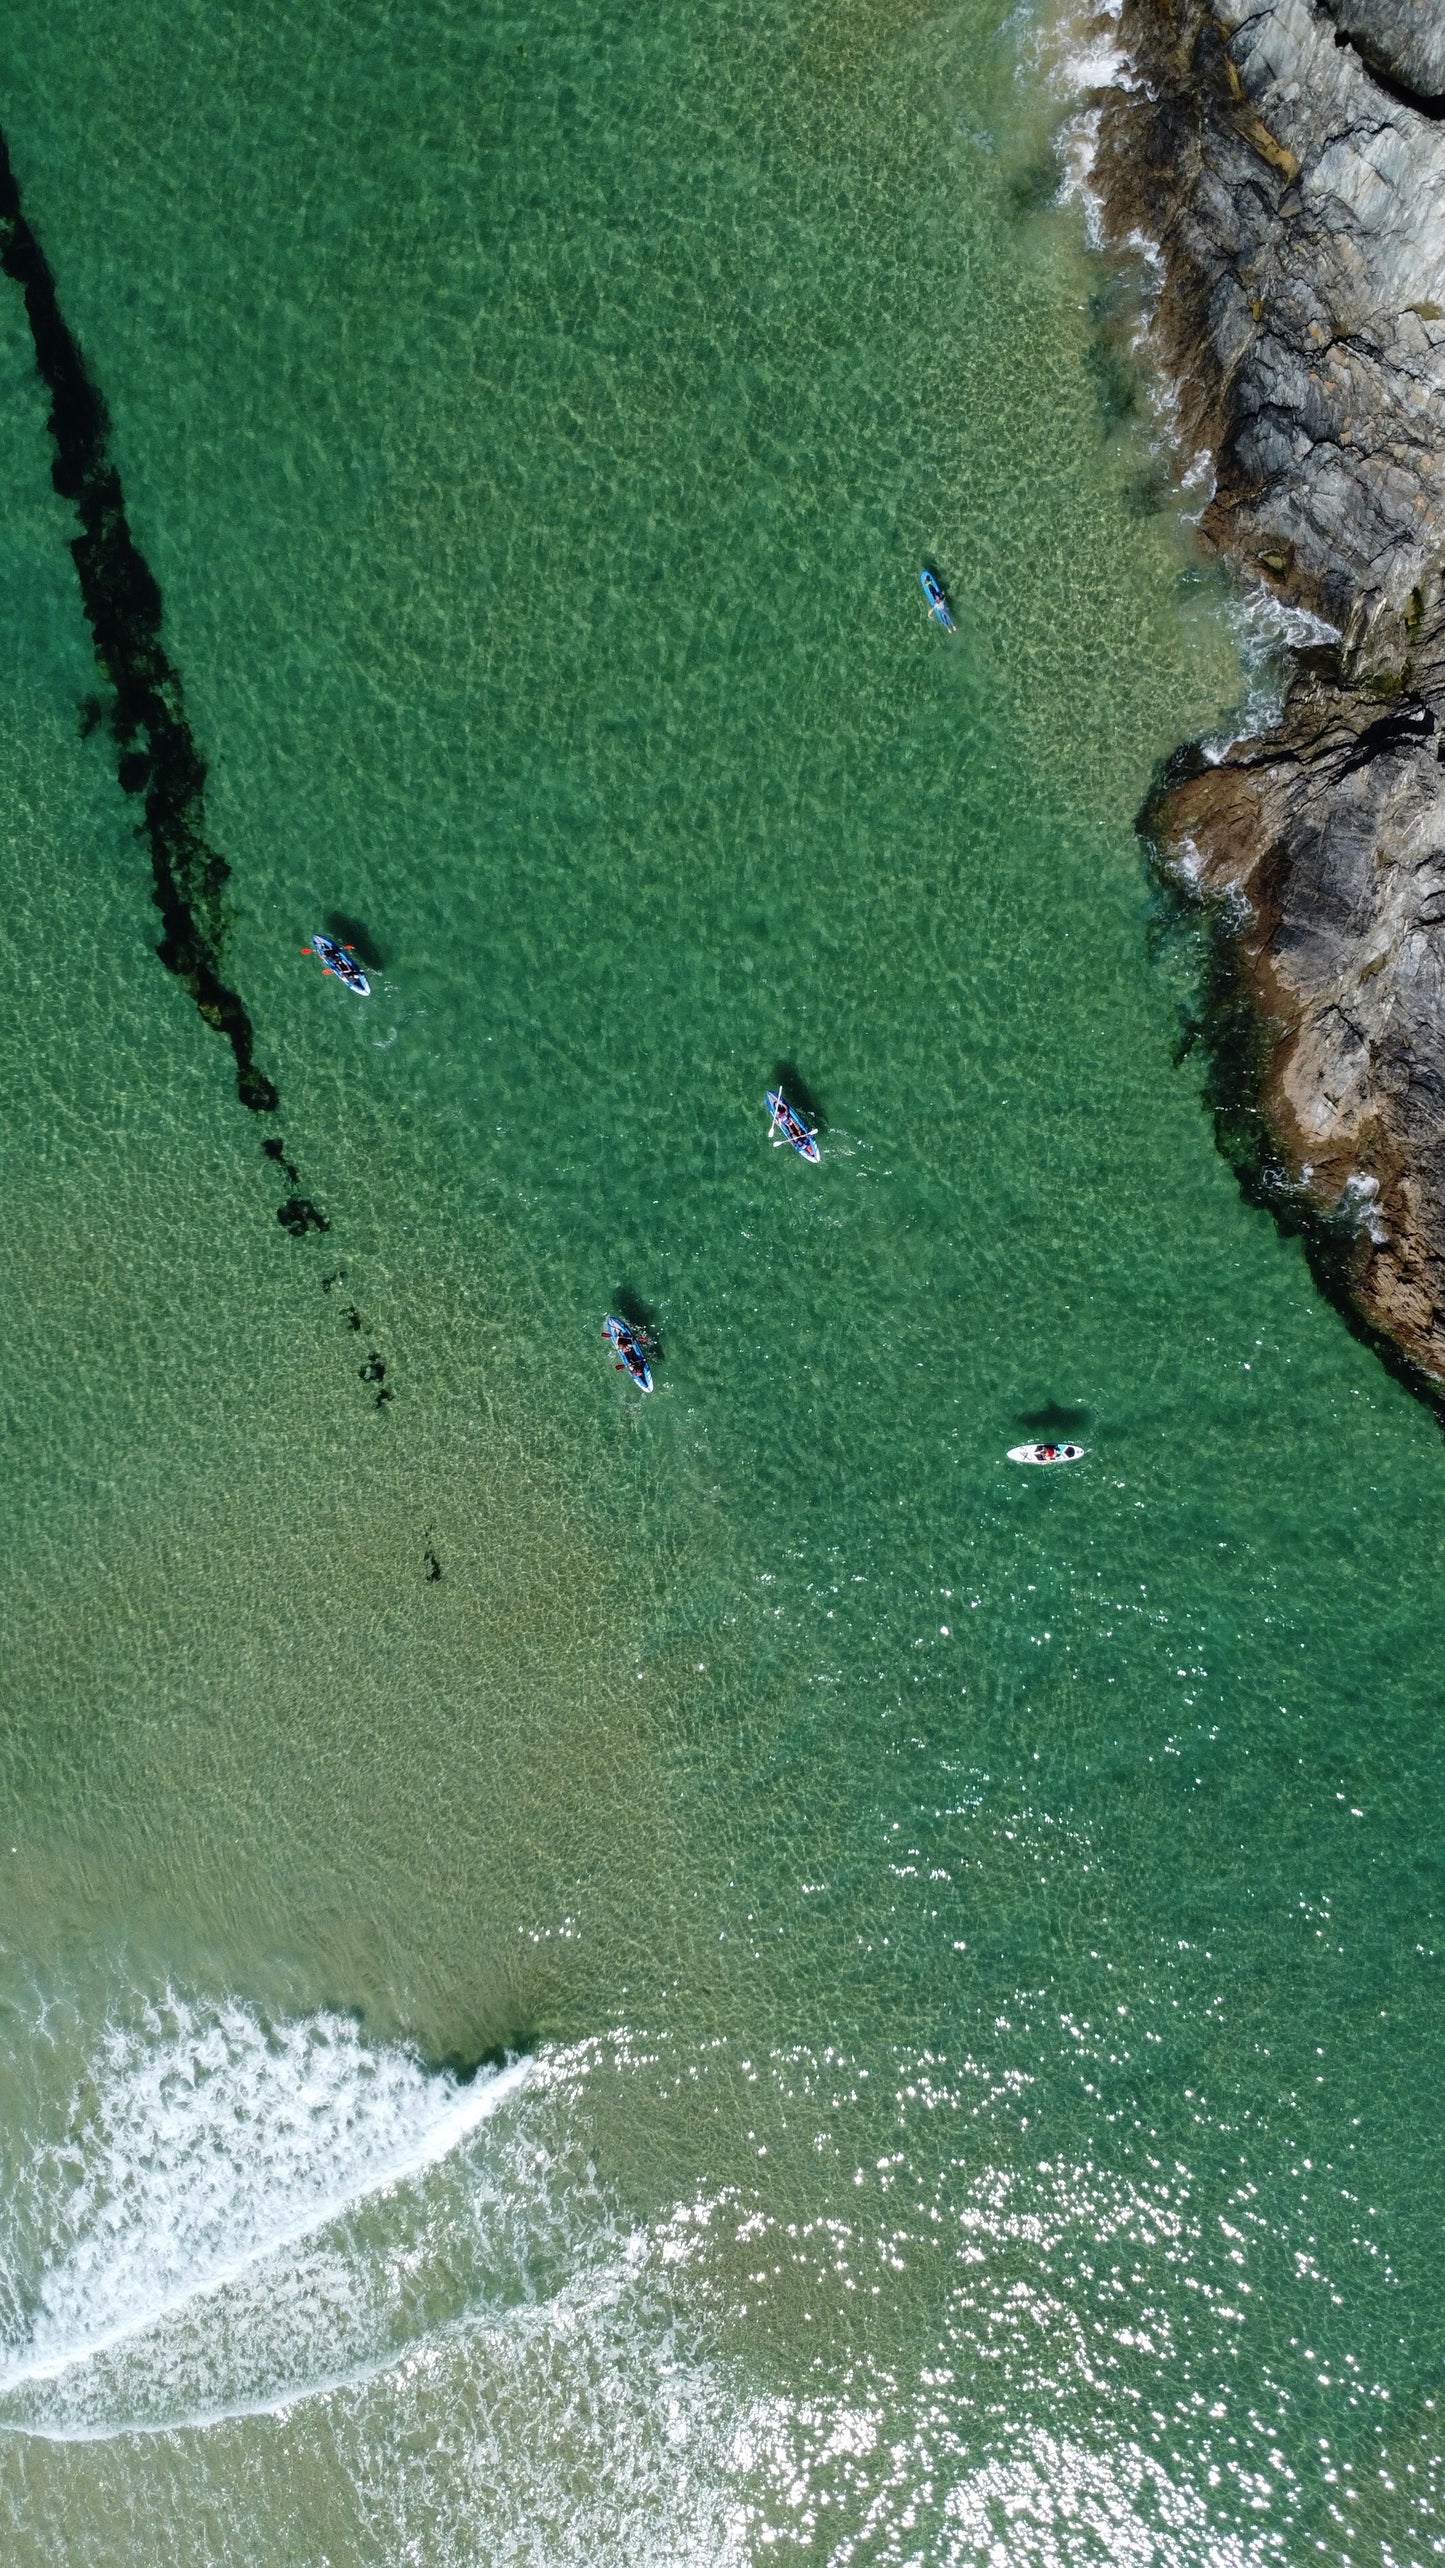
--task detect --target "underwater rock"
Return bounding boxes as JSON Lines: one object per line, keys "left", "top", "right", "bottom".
{"left": 277, "top": 1197, "right": 330, "bottom": 1238}
{"left": 0, "top": 127, "right": 284, "bottom": 1128}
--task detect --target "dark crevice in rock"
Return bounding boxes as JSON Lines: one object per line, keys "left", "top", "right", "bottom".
{"left": 1319, "top": 9, "right": 1445, "bottom": 120}
{"left": 1335, "top": 700, "right": 1435, "bottom": 779}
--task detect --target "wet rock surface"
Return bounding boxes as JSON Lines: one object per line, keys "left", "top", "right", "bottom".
{"left": 1093, "top": 0, "right": 1445, "bottom": 1384}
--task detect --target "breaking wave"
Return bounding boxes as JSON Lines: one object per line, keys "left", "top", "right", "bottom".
{"left": 0, "top": 1992, "right": 766, "bottom": 2565}
{"left": 1200, "top": 580, "right": 1345, "bottom": 758}
{"left": 0, "top": 1998, "right": 1295, "bottom": 2564}
{"left": 0, "top": 1996, "right": 542, "bottom": 2435}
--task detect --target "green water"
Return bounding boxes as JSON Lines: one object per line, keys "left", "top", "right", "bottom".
{"left": 0, "top": 0, "right": 1442, "bottom": 2558}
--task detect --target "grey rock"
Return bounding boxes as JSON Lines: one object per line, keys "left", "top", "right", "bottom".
{"left": 1089, "top": 0, "right": 1445, "bottom": 1381}
{"left": 1320, "top": 0, "right": 1445, "bottom": 107}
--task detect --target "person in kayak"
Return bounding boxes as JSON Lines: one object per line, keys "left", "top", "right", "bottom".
{"left": 920, "top": 568, "right": 955, "bottom": 631}
{"left": 603, "top": 1315, "right": 654, "bottom": 1393}
{"left": 303, "top": 934, "right": 371, "bottom": 996}
{"left": 766, "top": 1088, "right": 821, "bottom": 1162}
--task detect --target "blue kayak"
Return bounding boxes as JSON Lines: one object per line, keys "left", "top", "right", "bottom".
{"left": 303, "top": 933, "right": 371, "bottom": 996}
{"left": 603, "top": 1315, "right": 653, "bottom": 1393}
{"left": 920, "top": 568, "right": 954, "bottom": 632}
{"left": 766, "top": 1089, "right": 820, "bottom": 1163}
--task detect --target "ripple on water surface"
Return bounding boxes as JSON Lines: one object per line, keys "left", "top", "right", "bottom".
{"left": 0, "top": 0, "right": 1442, "bottom": 2560}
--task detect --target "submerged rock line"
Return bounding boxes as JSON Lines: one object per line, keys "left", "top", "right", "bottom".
{"left": 0, "top": 126, "right": 288, "bottom": 1131}
{"left": 1082, "top": 0, "right": 1445, "bottom": 1394}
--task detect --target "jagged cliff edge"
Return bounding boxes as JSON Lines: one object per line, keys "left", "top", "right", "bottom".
{"left": 1075, "top": 0, "right": 1445, "bottom": 1393}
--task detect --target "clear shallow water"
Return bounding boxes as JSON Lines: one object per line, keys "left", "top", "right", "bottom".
{"left": 0, "top": 0, "right": 1442, "bottom": 2559}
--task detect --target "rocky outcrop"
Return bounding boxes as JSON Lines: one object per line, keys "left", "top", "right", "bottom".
{"left": 1090, "top": 0, "right": 1445, "bottom": 1386}
{"left": 1320, "top": 1, "right": 1445, "bottom": 112}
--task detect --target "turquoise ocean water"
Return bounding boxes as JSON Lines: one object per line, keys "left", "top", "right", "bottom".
{"left": 0, "top": 1, "right": 1442, "bottom": 2559}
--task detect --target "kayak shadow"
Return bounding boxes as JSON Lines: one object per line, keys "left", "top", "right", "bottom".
{"left": 324, "top": 911, "right": 388, "bottom": 973}
{"left": 770, "top": 1061, "right": 825, "bottom": 1133}
{"left": 1015, "top": 1402, "right": 1090, "bottom": 1435}
{"left": 612, "top": 1288, "right": 663, "bottom": 1360}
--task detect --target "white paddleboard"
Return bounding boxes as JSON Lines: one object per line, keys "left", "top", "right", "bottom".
{"left": 1007, "top": 1441, "right": 1086, "bottom": 1466}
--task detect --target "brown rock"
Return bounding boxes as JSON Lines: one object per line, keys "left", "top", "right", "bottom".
{"left": 1089, "top": 0, "right": 1445, "bottom": 1387}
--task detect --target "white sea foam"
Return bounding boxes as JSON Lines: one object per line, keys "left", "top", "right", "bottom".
{"left": 0, "top": 2006, "right": 1307, "bottom": 2563}
{"left": 1039, "top": 2, "right": 1349, "bottom": 758}
{"left": 1043, "top": 1, "right": 1215, "bottom": 569}
{"left": 0, "top": 1995, "right": 532, "bottom": 2419}
{"left": 1037, "top": 0, "right": 1135, "bottom": 247}
{"left": 1341, "top": 1169, "right": 1388, "bottom": 1244}
{"left": 1200, "top": 580, "right": 1345, "bottom": 757}
{"left": 1232, "top": 581, "right": 1343, "bottom": 660}
{"left": 0, "top": 1994, "right": 765, "bottom": 2565}
{"left": 13, "top": 2233, "right": 641, "bottom": 2447}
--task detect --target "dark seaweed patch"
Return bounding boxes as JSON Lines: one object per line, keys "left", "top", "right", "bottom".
{"left": 1121, "top": 461, "right": 1173, "bottom": 520}
{"left": 1007, "top": 155, "right": 1062, "bottom": 216}
{"left": 0, "top": 128, "right": 297, "bottom": 1132}
{"left": 0, "top": 133, "right": 281, "bottom": 1120}
{"left": 423, "top": 1544, "right": 442, "bottom": 1582}
{"left": 262, "top": 1134, "right": 301, "bottom": 1186}
{"left": 320, "top": 1272, "right": 392, "bottom": 1404}
{"left": 277, "top": 1197, "right": 330, "bottom": 1238}
{"left": 436, "top": 2032, "right": 535, "bottom": 2082}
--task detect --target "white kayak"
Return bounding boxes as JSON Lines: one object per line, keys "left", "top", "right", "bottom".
{"left": 1007, "top": 1441, "right": 1086, "bottom": 1466}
